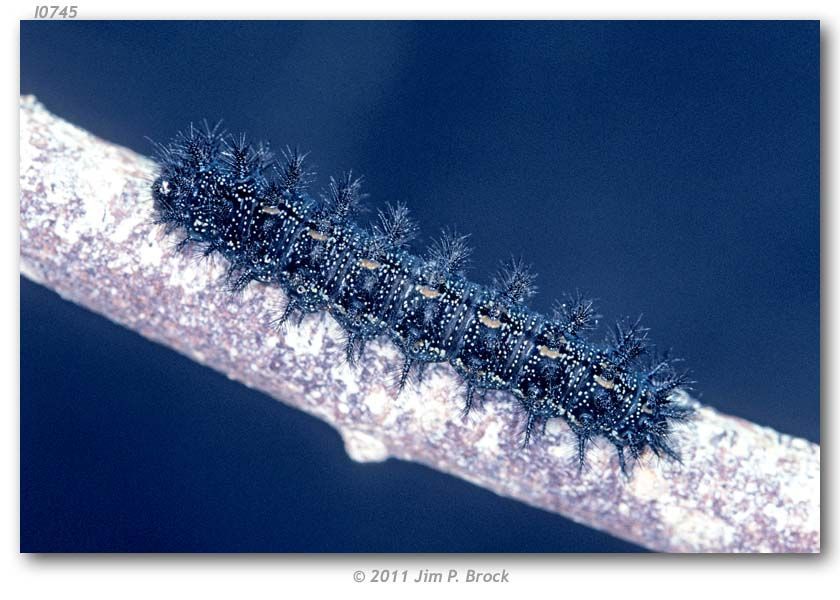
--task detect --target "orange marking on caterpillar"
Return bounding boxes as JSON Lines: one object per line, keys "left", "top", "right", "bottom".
{"left": 594, "top": 374, "right": 615, "bottom": 390}
{"left": 479, "top": 315, "right": 503, "bottom": 329}
{"left": 537, "top": 345, "right": 563, "bottom": 359}
{"left": 359, "top": 258, "right": 381, "bottom": 270}
{"left": 417, "top": 285, "right": 441, "bottom": 299}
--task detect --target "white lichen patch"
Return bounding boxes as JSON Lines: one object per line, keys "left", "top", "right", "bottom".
{"left": 283, "top": 319, "right": 326, "bottom": 356}
{"left": 19, "top": 260, "right": 45, "bottom": 285}
{"left": 475, "top": 420, "right": 502, "bottom": 454}
{"left": 137, "top": 237, "right": 165, "bottom": 268}
{"left": 365, "top": 387, "right": 391, "bottom": 419}
{"left": 582, "top": 443, "right": 613, "bottom": 473}
{"left": 661, "top": 505, "right": 736, "bottom": 551}
{"left": 629, "top": 465, "right": 671, "bottom": 501}
{"left": 548, "top": 444, "right": 572, "bottom": 462}
{"left": 332, "top": 361, "right": 361, "bottom": 397}
{"left": 61, "top": 160, "right": 126, "bottom": 241}
{"left": 167, "top": 260, "right": 225, "bottom": 294}
{"left": 412, "top": 386, "right": 454, "bottom": 443}
{"left": 367, "top": 337, "right": 402, "bottom": 363}
{"left": 804, "top": 497, "right": 821, "bottom": 535}
{"left": 786, "top": 469, "right": 819, "bottom": 505}
{"left": 111, "top": 210, "right": 147, "bottom": 243}
{"left": 762, "top": 502, "right": 789, "bottom": 529}
{"left": 544, "top": 417, "right": 569, "bottom": 438}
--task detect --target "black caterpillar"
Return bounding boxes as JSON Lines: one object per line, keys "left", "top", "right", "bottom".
{"left": 150, "top": 123, "right": 694, "bottom": 475}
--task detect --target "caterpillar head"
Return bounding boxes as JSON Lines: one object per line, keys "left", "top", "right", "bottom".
{"left": 151, "top": 172, "right": 202, "bottom": 235}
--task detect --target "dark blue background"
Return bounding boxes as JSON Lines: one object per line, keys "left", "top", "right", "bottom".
{"left": 20, "top": 21, "right": 820, "bottom": 552}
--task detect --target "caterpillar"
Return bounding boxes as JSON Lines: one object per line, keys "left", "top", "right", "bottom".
{"left": 150, "top": 122, "right": 694, "bottom": 476}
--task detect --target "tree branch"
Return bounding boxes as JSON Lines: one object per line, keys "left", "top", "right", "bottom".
{"left": 19, "top": 96, "right": 820, "bottom": 553}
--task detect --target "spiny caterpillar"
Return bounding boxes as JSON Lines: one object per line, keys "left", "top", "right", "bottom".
{"left": 150, "top": 122, "right": 694, "bottom": 476}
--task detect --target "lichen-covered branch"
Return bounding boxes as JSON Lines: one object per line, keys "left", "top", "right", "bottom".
{"left": 18, "top": 96, "right": 820, "bottom": 553}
